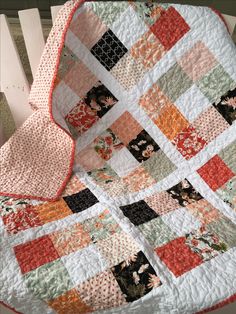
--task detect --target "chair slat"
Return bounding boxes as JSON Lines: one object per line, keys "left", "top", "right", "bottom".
{"left": 51, "top": 6, "right": 63, "bottom": 25}
{"left": 18, "top": 8, "right": 45, "bottom": 78}
{"left": 222, "top": 14, "right": 236, "bottom": 35}
{"left": 0, "top": 14, "right": 33, "bottom": 128}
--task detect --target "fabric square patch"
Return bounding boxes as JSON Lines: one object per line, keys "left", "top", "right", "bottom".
{"left": 64, "top": 61, "right": 98, "bottom": 98}
{"left": 127, "top": 129, "right": 160, "bottom": 162}
{"left": 24, "top": 259, "right": 73, "bottom": 300}
{"left": 2, "top": 206, "right": 41, "bottom": 235}
{"left": 197, "top": 155, "right": 234, "bottom": 191}
{"left": 111, "top": 251, "right": 161, "bottom": 302}
{"left": 111, "top": 6, "right": 148, "bottom": 49}
{"left": 14, "top": 235, "right": 59, "bottom": 274}
{"left": 123, "top": 166, "right": 156, "bottom": 192}
{"left": 0, "top": 196, "right": 30, "bottom": 217}
{"left": 76, "top": 143, "right": 105, "bottom": 172}
{"left": 139, "top": 84, "right": 173, "bottom": 121}
{"left": 207, "top": 216, "right": 236, "bottom": 249}
{"left": 48, "top": 288, "right": 92, "bottom": 314}
{"left": 83, "top": 209, "right": 121, "bottom": 242}
{"left": 35, "top": 199, "right": 72, "bottom": 224}
{"left": 144, "top": 191, "right": 179, "bottom": 215}
{"left": 90, "top": 1, "right": 129, "bottom": 27}
{"left": 69, "top": 8, "right": 108, "bottom": 49}
{"left": 77, "top": 270, "right": 127, "bottom": 311}
{"left": 187, "top": 199, "right": 221, "bottom": 224}
{"left": 96, "top": 231, "right": 139, "bottom": 267}
{"left": 161, "top": 207, "right": 201, "bottom": 236}
{"left": 218, "top": 140, "right": 236, "bottom": 173}
{"left": 196, "top": 64, "right": 235, "bottom": 103}
{"left": 65, "top": 100, "right": 99, "bottom": 136}
{"left": 139, "top": 217, "right": 177, "bottom": 247}
{"left": 133, "top": 2, "right": 167, "bottom": 25}
{"left": 216, "top": 175, "right": 236, "bottom": 210}
{"left": 172, "top": 126, "right": 207, "bottom": 160}
{"left": 174, "top": 84, "right": 211, "bottom": 122}
{"left": 63, "top": 188, "right": 98, "bottom": 213}
{"left": 120, "top": 200, "right": 158, "bottom": 226}
{"left": 110, "top": 111, "right": 143, "bottom": 146}
{"left": 142, "top": 150, "right": 176, "bottom": 182}
{"left": 110, "top": 53, "right": 146, "bottom": 90}
{"left": 192, "top": 106, "right": 229, "bottom": 144}
{"left": 50, "top": 223, "right": 91, "bottom": 257}
{"left": 178, "top": 41, "right": 218, "bottom": 81}
{"left": 150, "top": 7, "right": 190, "bottom": 50}
{"left": 88, "top": 164, "right": 119, "bottom": 184}
{"left": 156, "top": 63, "right": 193, "bottom": 102}
{"left": 62, "top": 175, "right": 86, "bottom": 197}
{"left": 62, "top": 244, "right": 107, "bottom": 285}
{"left": 130, "top": 30, "right": 166, "bottom": 69}
{"left": 93, "top": 128, "right": 124, "bottom": 161}
{"left": 84, "top": 81, "right": 118, "bottom": 118}
{"left": 155, "top": 237, "right": 203, "bottom": 277}
{"left": 213, "top": 86, "right": 236, "bottom": 125}
{"left": 91, "top": 29, "right": 128, "bottom": 71}
{"left": 107, "top": 147, "right": 139, "bottom": 177}
{"left": 185, "top": 226, "right": 228, "bottom": 262}
{"left": 57, "top": 46, "right": 79, "bottom": 81}
{"left": 53, "top": 81, "right": 81, "bottom": 118}
{"left": 154, "top": 104, "right": 189, "bottom": 140}
{"left": 167, "top": 179, "right": 203, "bottom": 206}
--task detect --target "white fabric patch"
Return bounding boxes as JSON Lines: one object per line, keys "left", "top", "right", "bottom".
{"left": 161, "top": 207, "right": 202, "bottom": 236}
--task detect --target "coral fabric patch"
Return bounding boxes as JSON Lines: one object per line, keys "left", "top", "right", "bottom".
{"left": 14, "top": 235, "right": 60, "bottom": 274}
{"left": 150, "top": 7, "right": 190, "bottom": 50}
{"left": 197, "top": 155, "right": 235, "bottom": 191}
{"left": 155, "top": 237, "right": 203, "bottom": 277}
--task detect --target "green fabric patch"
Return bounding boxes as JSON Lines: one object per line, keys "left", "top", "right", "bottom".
{"left": 83, "top": 211, "right": 121, "bottom": 242}
{"left": 143, "top": 150, "right": 176, "bottom": 182}
{"left": 90, "top": 2, "right": 129, "bottom": 27}
{"left": 139, "top": 217, "right": 177, "bottom": 247}
{"left": 197, "top": 64, "right": 235, "bottom": 103}
{"left": 207, "top": 215, "right": 236, "bottom": 249}
{"left": 219, "top": 140, "right": 236, "bottom": 173}
{"left": 157, "top": 63, "right": 193, "bottom": 102}
{"left": 216, "top": 176, "right": 236, "bottom": 210}
{"left": 24, "top": 260, "right": 73, "bottom": 300}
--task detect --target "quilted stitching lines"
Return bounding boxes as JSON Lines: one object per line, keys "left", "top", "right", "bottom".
{"left": 12, "top": 208, "right": 162, "bottom": 311}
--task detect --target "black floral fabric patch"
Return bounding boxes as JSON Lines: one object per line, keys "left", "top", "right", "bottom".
{"left": 120, "top": 200, "right": 158, "bottom": 226}
{"left": 167, "top": 179, "right": 203, "bottom": 206}
{"left": 111, "top": 251, "right": 161, "bottom": 302}
{"left": 63, "top": 188, "right": 98, "bottom": 213}
{"left": 91, "top": 29, "right": 128, "bottom": 71}
{"left": 213, "top": 87, "right": 236, "bottom": 125}
{"left": 127, "top": 130, "right": 160, "bottom": 162}
{"left": 85, "top": 82, "right": 118, "bottom": 118}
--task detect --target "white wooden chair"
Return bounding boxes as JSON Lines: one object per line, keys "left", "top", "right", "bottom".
{"left": 0, "top": 7, "right": 236, "bottom": 128}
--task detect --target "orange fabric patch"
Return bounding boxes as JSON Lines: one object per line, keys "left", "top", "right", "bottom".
{"left": 35, "top": 199, "right": 72, "bottom": 224}
{"left": 154, "top": 104, "right": 189, "bottom": 140}
{"left": 48, "top": 288, "right": 92, "bottom": 314}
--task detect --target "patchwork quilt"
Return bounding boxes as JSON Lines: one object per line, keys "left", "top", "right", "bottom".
{"left": 1, "top": 1, "right": 236, "bottom": 313}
